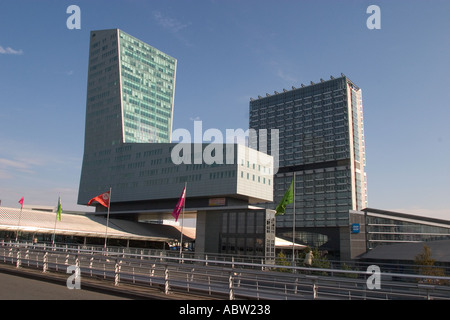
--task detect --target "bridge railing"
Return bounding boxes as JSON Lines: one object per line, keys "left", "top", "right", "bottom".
{"left": 1, "top": 240, "right": 450, "bottom": 300}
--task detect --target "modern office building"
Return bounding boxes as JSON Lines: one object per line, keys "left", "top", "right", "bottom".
{"left": 249, "top": 75, "right": 368, "bottom": 258}
{"left": 348, "top": 208, "right": 450, "bottom": 262}
{"left": 78, "top": 143, "right": 273, "bottom": 207}
{"left": 84, "top": 28, "right": 176, "bottom": 149}
{"left": 78, "top": 141, "right": 275, "bottom": 258}
{"left": 360, "top": 208, "right": 450, "bottom": 250}
{"left": 78, "top": 29, "right": 276, "bottom": 259}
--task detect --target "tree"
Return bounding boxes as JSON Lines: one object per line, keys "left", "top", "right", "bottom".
{"left": 275, "top": 252, "right": 292, "bottom": 273}
{"left": 414, "top": 245, "right": 446, "bottom": 284}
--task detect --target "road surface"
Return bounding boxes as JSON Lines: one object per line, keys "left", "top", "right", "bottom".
{"left": 0, "top": 271, "right": 129, "bottom": 300}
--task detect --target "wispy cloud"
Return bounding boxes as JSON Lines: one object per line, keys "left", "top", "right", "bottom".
{"left": 0, "top": 137, "right": 80, "bottom": 181}
{"left": 0, "top": 46, "right": 23, "bottom": 55}
{"left": 152, "top": 11, "right": 193, "bottom": 47}
{"left": 0, "top": 157, "right": 39, "bottom": 178}
{"left": 153, "top": 11, "right": 191, "bottom": 33}
{"left": 276, "top": 69, "right": 298, "bottom": 84}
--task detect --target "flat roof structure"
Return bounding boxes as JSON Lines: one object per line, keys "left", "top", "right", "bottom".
{"left": 361, "top": 208, "right": 450, "bottom": 248}
{"left": 360, "top": 239, "right": 450, "bottom": 263}
{"left": 79, "top": 143, "right": 274, "bottom": 209}
{"left": 0, "top": 207, "right": 193, "bottom": 244}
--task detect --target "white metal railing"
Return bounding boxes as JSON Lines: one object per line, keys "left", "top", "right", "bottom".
{"left": 1, "top": 241, "right": 450, "bottom": 300}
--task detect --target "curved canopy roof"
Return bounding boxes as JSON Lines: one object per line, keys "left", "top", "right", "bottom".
{"left": 0, "top": 207, "right": 193, "bottom": 243}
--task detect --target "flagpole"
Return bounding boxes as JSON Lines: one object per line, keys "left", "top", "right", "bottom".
{"left": 104, "top": 187, "right": 111, "bottom": 249}
{"left": 179, "top": 182, "right": 186, "bottom": 256}
{"left": 16, "top": 197, "right": 24, "bottom": 242}
{"left": 292, "top": 172, "right": 296, "bottom": 266}
{"left": 52, "top": 194, "right": 60, "bottom": 247}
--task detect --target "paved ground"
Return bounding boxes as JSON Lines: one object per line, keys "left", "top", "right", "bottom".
{"left": 0, "top": 263, "right": 215, "bottom": 300}
{"left": 0, "top": 271, "right": 130, "bottom": 300}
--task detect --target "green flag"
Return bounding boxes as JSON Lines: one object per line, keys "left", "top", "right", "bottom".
{"left": 275, "top": 178, "right": 294, "bottom": 216}
{"left": 56, "top": 196, "right": 62, "bottom": 221}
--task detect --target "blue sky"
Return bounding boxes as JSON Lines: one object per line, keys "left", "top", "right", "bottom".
{"left": 0, "top": 0, "right": 449, "bottom": 219}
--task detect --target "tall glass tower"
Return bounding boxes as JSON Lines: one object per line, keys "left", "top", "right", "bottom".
{"left": 249, "top": 75, "right": 368, "bottom": 251}
{"left": 78, "top": 29, "right": 177, "bottom": 204}
{"left": 83, "top": 29, "right": 176, "bottom": 149}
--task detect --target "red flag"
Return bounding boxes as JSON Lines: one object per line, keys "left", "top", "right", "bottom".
{"left": 172, "top": 185, "right": 186, "bottom": 222}
{"left": 18, "top": 197, "right": 24, "bottom": 211}
{"left": 87, "top": 191, "right": 110, "bottom": 208}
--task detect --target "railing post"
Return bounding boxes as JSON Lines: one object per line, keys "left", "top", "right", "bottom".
{"left": 151, "top": 263, "right": 155, "bottom": 277}
{"left": 418, "top": 284, "right": 434, "bottom": 300}
{"left": 229, "top": 272, "right": 235, "bottom": 300}
{"left": 89, "top": 256, "right": 94, "bottom": 276}
{"left": 16, "top": 249, "right": 21, "bottom": 268}
{"left": 306, "top": 275, "right": 318, "bottom": 299}
{"left": 115, "top": 259, "right": 121, "bottom": 286}
{"left": 164, "top": 265, "right": 170, "bottom": 295}
{"left": 190, "top": 268, "right": 195, "bottom": 282}
{"left": 312, "top": 280, "right": 318, "bottom": 299}
{"left": 43, "top": 252, "right": 48, "bottom": 273}
{"left": 186, "top": 273, "right": 190, "bottom": 292}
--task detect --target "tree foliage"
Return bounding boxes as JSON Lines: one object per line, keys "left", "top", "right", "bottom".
{"left": 414, "top": 245, "right": 447, "bottom": 284}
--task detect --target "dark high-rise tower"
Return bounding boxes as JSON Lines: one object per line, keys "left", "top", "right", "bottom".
{"left": 249, "top": 75, "right": 368, "bottom": 252}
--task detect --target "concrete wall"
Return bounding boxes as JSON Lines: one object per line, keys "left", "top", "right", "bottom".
{"left": 195, "top": 210, "right": 222, "bottom": 254}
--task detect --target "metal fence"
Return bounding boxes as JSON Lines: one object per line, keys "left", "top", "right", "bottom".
{"left": 1, "top": 241, "right": 450, "bottom": 300}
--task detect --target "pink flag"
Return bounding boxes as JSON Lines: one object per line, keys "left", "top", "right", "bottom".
{"left": 18, "top": 197, "right": 24, "bottom": 211}
{"left": 172, "top": 185, "right": 186, "bottom": 222}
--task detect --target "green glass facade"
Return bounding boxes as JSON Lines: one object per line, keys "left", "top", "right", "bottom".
{"left": 119, "top": 30, "right": 176, "bottom": 143}
{"left": 84, "top": 29, "right": 176, "bottom": 151}
{"left": 79, "top": 29, "right": 177, "bottom": 204}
